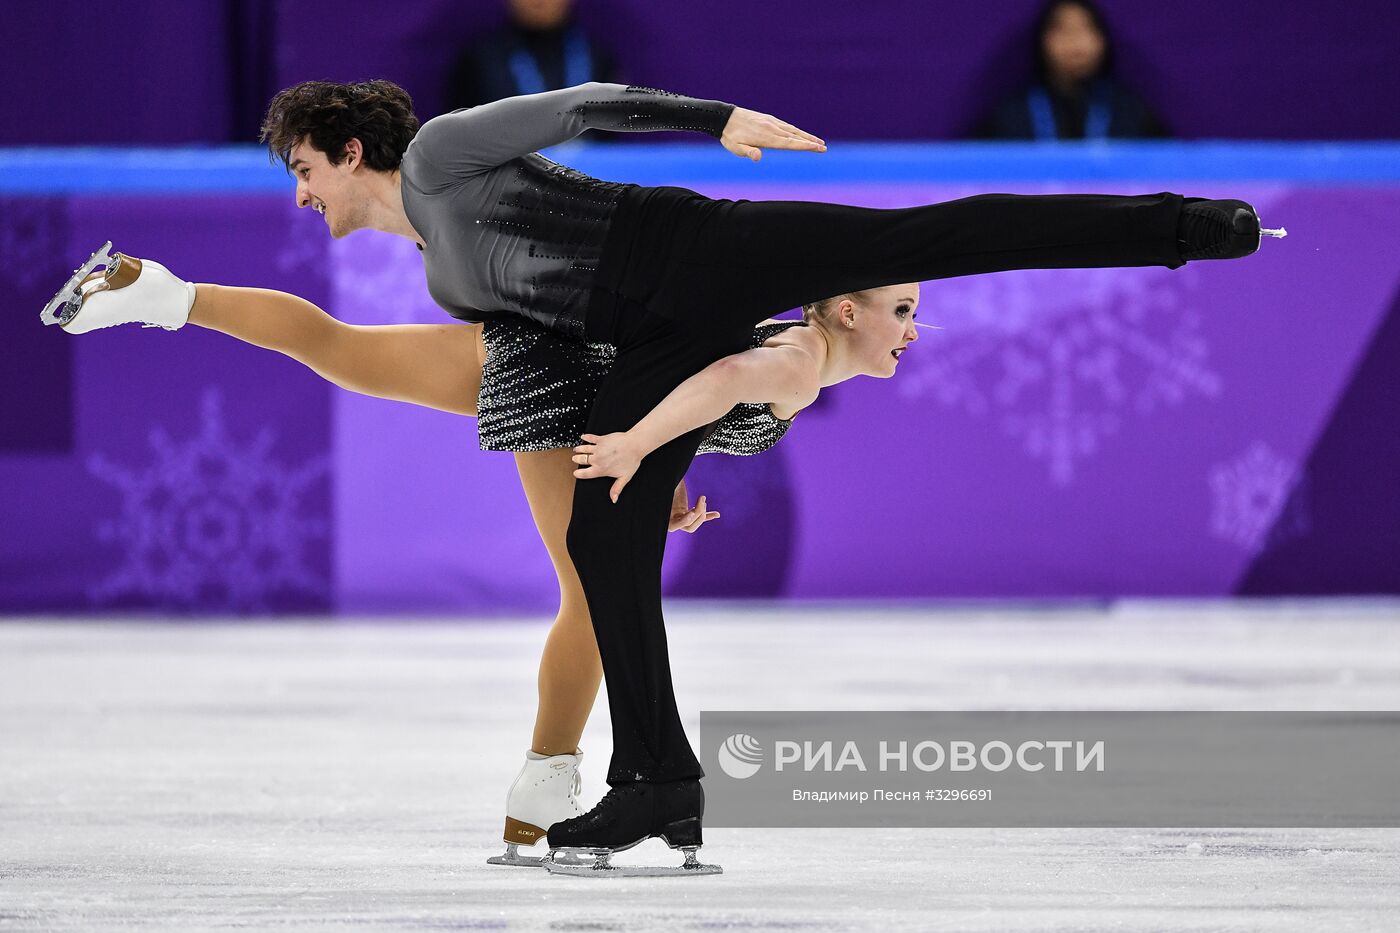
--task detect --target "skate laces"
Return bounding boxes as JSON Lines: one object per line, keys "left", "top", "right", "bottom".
{"left": 591, "top": 784, "right": 632, "bottom": 812}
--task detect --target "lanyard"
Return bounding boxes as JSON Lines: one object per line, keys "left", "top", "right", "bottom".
{"left": 508, "top": 28, "right": 593, "bottom": 96}
{"left": 1028, "top": 85, "right": 1111, "bottom": 141}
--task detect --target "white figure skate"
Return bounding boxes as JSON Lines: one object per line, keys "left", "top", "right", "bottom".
{"left": 41, "top": 242, "right": 194, "bottom": 334}
{"left": 486, "top": 750, "right": 589, "bottom": 868}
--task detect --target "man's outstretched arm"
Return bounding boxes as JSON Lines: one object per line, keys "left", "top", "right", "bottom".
{"left": 412, "top": 83, "right": 824, "bottom": 175}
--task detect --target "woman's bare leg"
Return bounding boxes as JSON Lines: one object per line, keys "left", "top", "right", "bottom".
{"left": 190, "top": 283, "right": 484, "bottom": 416}
{"left": 513, "top": 448, "right": 603, "bottom": 756}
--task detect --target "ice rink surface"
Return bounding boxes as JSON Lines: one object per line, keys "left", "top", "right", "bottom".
{"left": 2, "top": 601, "right": 1398, "bottom": 931}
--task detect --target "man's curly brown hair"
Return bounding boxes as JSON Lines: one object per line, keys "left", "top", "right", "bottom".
{"left": 260, "top": 79, "right": 420, "bottom": 171}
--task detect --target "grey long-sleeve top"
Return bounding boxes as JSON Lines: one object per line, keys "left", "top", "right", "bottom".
{"left": 399, "top": 83, "right": 734, "bottom": 339}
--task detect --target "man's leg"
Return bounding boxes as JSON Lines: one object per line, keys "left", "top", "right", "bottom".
{"left": 565, "top": 312, "right": 738, "bottom": 785}
{"left": 646, "top": 192, "right": 1187, "bottom": 332}
{"left": 567, "top": 428, "right": 709, "bottom": 785}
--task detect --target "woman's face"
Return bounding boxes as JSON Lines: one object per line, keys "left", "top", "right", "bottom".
{"left": 1042, "top": 3, "right": 1106, "bottom": 85}
{"left": 844, "top": 284, "right": 921, "bottom": 378}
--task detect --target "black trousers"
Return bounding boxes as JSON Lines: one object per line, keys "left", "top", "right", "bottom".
{"left": 567, "top": 188, "right": 1184, "bottom": 785}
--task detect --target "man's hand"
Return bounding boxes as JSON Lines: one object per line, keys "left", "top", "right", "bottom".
{"left": 572, "top": 432, "right": 644, "bottom": 502}
{"left": 720, "top": 107, "right": 826, "bottom": 162}
{"left": 669, "top": 480, "right": 721, "bottom": 533}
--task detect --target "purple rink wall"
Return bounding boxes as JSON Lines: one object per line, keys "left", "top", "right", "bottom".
{"left": 2, "top": 143, "right": 1399, "bottom": 614}
{"left": 7, "top": 0, "right": 1400, "bottom": 144}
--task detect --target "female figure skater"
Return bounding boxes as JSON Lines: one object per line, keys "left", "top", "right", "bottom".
{"left": 571, "top": 287, "right": 920, "bottom": 500}
{"left": 52, "top": 77, "right": 1279, "bottom": 874}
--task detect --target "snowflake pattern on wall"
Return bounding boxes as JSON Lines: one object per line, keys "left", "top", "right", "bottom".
{"left": 1209, "top": 441, "right": 1309, "bottom": 554}
{"left": 897, "top": 266, "right": 1221, "bottom": 485}
{"left": 0, "top": 197, "right": 65, "bottom": 291}
{"left": 86, "top": 388, "right": 330, "bottom": 611}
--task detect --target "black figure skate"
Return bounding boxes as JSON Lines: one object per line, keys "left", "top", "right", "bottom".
{"left": 543, "top": 778, "right": 721, "bottom": 877}
{"left": 40, "top": 241, "right": 194, "bottom": 333}
{"left": 1178, "top": 198, "right": 1287, "bottom": 261}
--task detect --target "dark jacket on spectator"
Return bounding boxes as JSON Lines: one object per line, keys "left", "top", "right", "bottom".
{"left": 446, "top": 18, "right": 618, "bottom": 109}
{"left": 974, "top": 78, "right": 1169, "bottom": 140}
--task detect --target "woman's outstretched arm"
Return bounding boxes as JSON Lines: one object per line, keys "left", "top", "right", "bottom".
{"left": 190, "top": 284, "right": 485, "bottom": 416}
{"left": 570, "top": 342, "right": 820, "bottom": 499}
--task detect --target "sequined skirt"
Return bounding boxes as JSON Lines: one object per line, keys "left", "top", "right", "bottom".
{"left": 476, "top": 320, "right": 617, "bottom": 452}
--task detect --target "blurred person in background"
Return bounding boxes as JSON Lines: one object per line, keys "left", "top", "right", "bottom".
{"left": 973, "top": 0, "right": 1169, "bottom": 140}
{"left": 446, "top": 0, "right": 617, "bottom": 109}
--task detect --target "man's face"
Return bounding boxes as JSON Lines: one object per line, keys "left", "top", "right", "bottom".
{"left": 289, "top": 138, "right": 365, "bottom": 239}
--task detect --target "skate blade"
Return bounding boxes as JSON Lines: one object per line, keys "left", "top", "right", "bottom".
{"left": 543, "top": 846, "right": 722, "bottom": 877}
{"left": 487, "top": 845, "right": 588, "bottom": 868}
{"left": 487, "top": 852, "right": 548, "bottom": 867}
{"left": 544, "top": 860, "right": 722, "bottom": 877}
{"left": 41, "top": 241, "right": 114, "bottom": 326}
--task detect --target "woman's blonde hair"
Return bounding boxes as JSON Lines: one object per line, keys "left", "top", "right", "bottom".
{"left": 801, "top": 290, "right": 874, "bottom": 325}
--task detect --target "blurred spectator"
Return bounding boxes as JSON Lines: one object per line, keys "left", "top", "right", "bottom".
{"left": 973, "top": 0, "right": 1168, "bottom": 140}
{"left": 446, "top": 0, "right": 618, "bottom": 109}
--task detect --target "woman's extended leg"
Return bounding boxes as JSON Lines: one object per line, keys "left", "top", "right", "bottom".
{"left": 190, "top": 283, "right": 484, "bottom": 415}
{"left": 513, "top": 448, "right": 603, "bottom": 756}
{"left": 190, "top": 285, "right": 600, "bottom": 752}
{"left": 188, "top": 285, "right": 604, "bottom": 854}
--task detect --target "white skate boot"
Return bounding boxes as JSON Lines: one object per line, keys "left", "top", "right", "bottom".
{"left": 41, "top": 241, "right": 194, "bottom": 334}
{"left": 486, "top": 750, "right": 590, "bottom": 868}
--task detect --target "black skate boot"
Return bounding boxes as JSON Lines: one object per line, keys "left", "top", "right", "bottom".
{"left": 1176, "top": 198, "right": 1286, "bottom": 261}
{"left": 543, "top": 778, "right": 721, "bottom": 876}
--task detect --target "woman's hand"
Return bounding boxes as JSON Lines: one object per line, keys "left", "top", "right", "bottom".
{"left": 669, "top": 480, "right": 721, "bottom": 533}
{"left": 572, "top": 432, "right": 644, "bottom": 501}
{"left": 720, "top": 107, "right": 826, "bottom": 162}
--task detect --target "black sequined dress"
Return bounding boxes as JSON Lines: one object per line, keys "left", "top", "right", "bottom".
{"left": 477, "top": 319, "right": 802, "bottom": 455}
